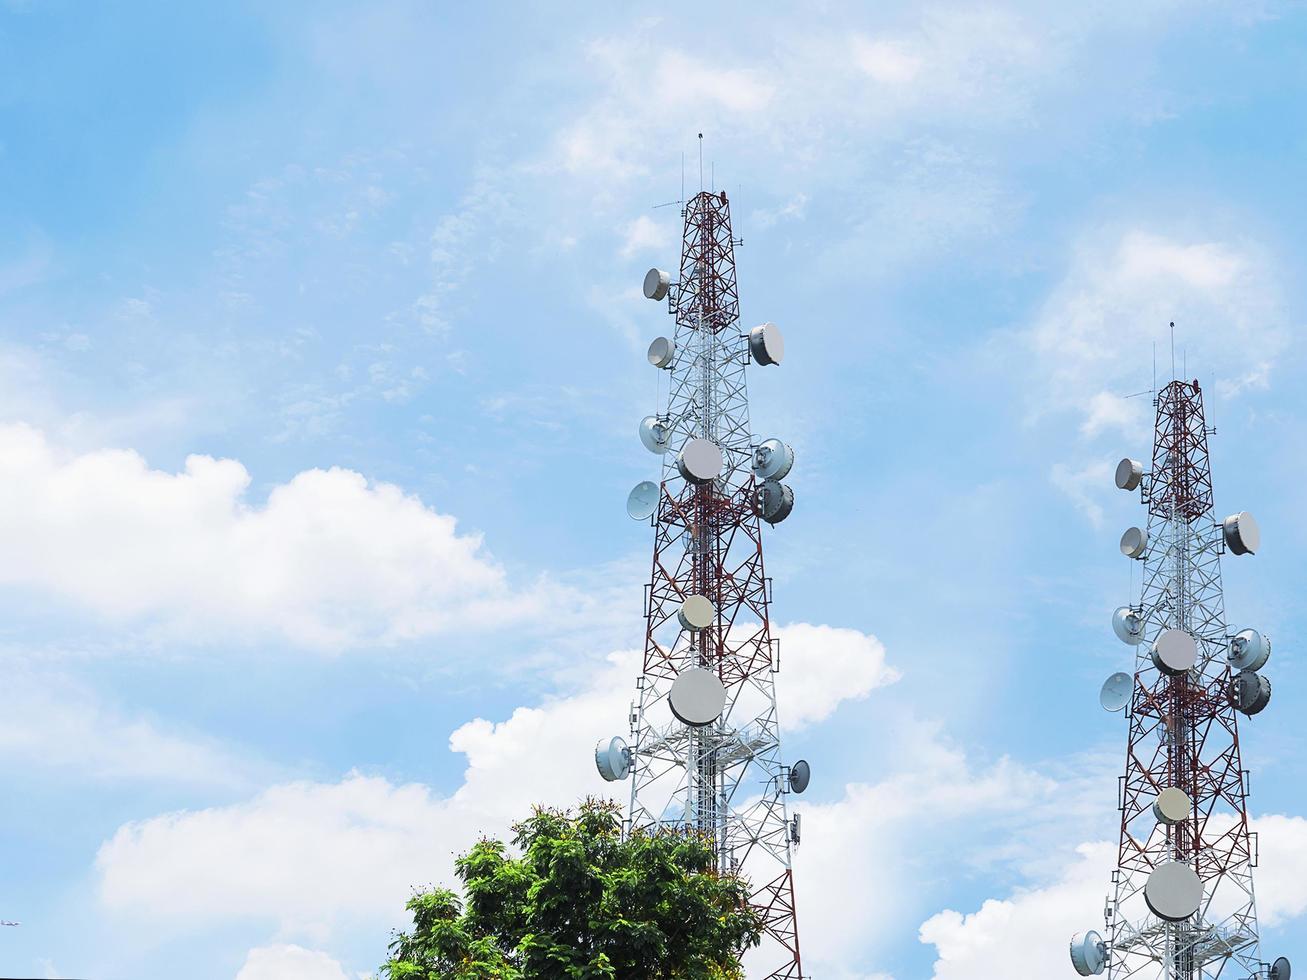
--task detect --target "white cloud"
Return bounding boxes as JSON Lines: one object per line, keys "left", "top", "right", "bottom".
{"left": 0, "top": 668, "right": 262, "bottom": 789}
{"left": 1049, "top": 459, "right": 1112, "bottom": 527}
{"left": 1025, "top": 229, "right": 1287, "bottom": 436}
{"left": 235, "top": 944, "right": 349, "bottom": 980}
{"left": 1247, "top": 814, "right": 1307, "bottom": 928}
{"left": 95, "top": 623, "right": 895, "bottom": 937}
{"left": 98, "top": 774, "right": 452, "bottom": 935}
{"left": 852, "top": 37, "right": 924, "bottom": 85}
{"left": 919, "top": 841, "right": 1113, "bottom": 979}
{"left": 653, "top": 50, "right": 776, "bottom": 113}
{"left": 752, "top": 193, "right": 809, "bottom": 229}
{"left": 548, "top": 7, "right": 1063, "bottom": 186}
{"left": 776, "top": 623, "right": 898, "bottom": 727}
{"left": 918, "top": 813, "right": 1307, "bottom": 977}
{"left": 618, "top": 214, "right": 672, "bottom": 257}
{"left": 0, "top": 423, "right": 580, "bottom": 651}
{"left": 795, "top": 734, "right": 1063, "bottom": 974}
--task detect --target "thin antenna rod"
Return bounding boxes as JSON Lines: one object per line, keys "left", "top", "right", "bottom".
{"left": 1170, "top": 321, "right": 1176, "bottom": 382}
{"left": 681, "top": 152, "right": 685, "bottom": 205}
{"left": 698, "top": 132, "right": 704, "bottom": 192}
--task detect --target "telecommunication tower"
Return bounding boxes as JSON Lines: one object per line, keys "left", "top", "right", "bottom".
{"left": 594, "top": 187, "right": 808, "bottom": 977}
{"left": 1071, "top": 376, "right": 1289, "bottom": 979}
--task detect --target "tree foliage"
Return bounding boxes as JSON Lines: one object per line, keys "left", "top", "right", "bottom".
{"left": 381, "top": 798, "right": 762, "bottom": 980}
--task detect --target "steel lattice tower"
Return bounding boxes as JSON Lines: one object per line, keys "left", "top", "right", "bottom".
{"left": 596, "top": 189, "right": 805, "bottom": 978}
{"left": 1072, "top": 378, "right": 1287, "bottom": 980}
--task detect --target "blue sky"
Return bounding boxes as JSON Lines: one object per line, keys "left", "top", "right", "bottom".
{"left": 2, "top": 2, "right": 1306, "bottom": 978}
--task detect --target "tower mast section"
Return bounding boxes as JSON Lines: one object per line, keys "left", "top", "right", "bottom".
{"left": 598, "top": 186, "right": 806, "bottom": 978}
{"left": 1072, "top": 376, "right": 1285, "bottom": 980}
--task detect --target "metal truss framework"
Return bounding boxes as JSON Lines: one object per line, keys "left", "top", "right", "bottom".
{"left": 625, "top": 190, "right": 804, "bottom": 978}
{"left": 1104, "top": 379, "right": 1264, "bottom": 979}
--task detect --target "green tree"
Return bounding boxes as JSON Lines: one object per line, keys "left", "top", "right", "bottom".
{"left": 382, "top": 798, "right": 763, "bottom": 980}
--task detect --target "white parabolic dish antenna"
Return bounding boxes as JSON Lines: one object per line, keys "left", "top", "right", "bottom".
{"left": 1153, "top": 787, "right": 1192, "bottom": 826}
{"left": 1230, "top": 628, "right": 1271, "bottom": 672}
{"left": 594, "top": 736, "right": 631, "bottom": 782}
{"left": 639, "top": 416, "right": 671, "bottom": 454}
{"left": 1069, "top": 930, "right": 1107, "bottom": 976}
{"left": 1232, "top": 669, "right": 1273, "bottom": 716}
{"left": 1115, "top": 457, "right": 1144, "bottom": 491}
{"left": 1100, "top": 672, "right": 1132, "bottom": 712}
{"left": 1273, "top": 957, "right": 1292, "bottom": 980}
{"left": 1144, "top": 861, "right": 1203, "bottom": 922}
{"left": 749, "top": 322, "right": 785, "bottom": 366}
{"left": 789, "top": 759, "right": 811, "bottom": 794}
{"left": 1152, "top": 628, "right": 1197, "bottom": 676}
{"left": 754, "top": 479, "right": 795, "bottom": 524}
{"left": 677, "top": 594, "right": 715, "bottom": 631}
{"left": 1111, "top": 606, "right": 1145, "bottom": 645}
{"left": 647, "top": 336, "right": 676, "bottom": 369}
{"left": 753, "top": 438, "right": 795, "bottom": 481}
{"left": 643, "top": 267, "right": 671, "bottom": 301}
{"left": 1223, "top": 511, "right": 1260, "bottom": 555}
{"left": 627, "top": 481, "right": 659, "bottom": 521}
{"left": 678, "top": 438, "right": 723, "bottom": 485}
{"left": 669, "top": 668, "right": 727, "bottom": 727}
{"left": 1120, "top": 526, "right": 1148, "bottom": 559}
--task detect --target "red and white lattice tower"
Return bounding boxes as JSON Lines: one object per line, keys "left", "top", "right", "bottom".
{"left": 594, "top": 188, "right": 807, "bottom": 978}
{"left": 1070, "top": 377, "right": 1290, "bottom": 980}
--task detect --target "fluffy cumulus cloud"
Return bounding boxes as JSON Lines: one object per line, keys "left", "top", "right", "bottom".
{"left": 794, "top": 734, "right": 1065, "bottom": 975}
{"left": 0, "top": 423, "right": 586, "bottom": 650}
{"left": 235, "top": 944, "right": 349, "bottom": 980}
{"left": 95, "top": 623, "right": 897, "bottom": 940}
{"left": 776, "top": 622, "right": 898, "bottom": 727}
{"left": 1025, "top": 229, "right": 1288, "bottom": 438}
{"left": 918, "top": 841, "right": 1114, "bottom": 979}
{"left": 918, "top": 814, "right": 1307, "bottom": 977}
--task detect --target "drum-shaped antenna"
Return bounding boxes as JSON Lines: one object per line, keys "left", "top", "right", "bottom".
{"left": 1144, "top": 862, "right": 1203, "bottom": 922}
{"left": 1115, "top": 458, "right": 1144, "bottom": 491}
{"left": 1232, "top": 669, "right": 1272, "bottom": 716}
{"left": 753, "top": 438, "right": 795, "bottom": 481}
{"left": 754, "top": 479, "right": 795, "bottom": 525}
{"left": 677, "top": 438, "right": 723, "bottom": 485}
{"left": 1272, "top": 956, "right": 1292, "bottom": 980}
{"left": 789, "top": 759, "right": 811, "bottom": 794}
{"left": 643, "top": 267, "right": 671, "bottom": 301}
{"left": 1100, "top": 672, "right": 1132, "bottom": 712}
{"left": 1069, "top": 930, "right": 1108, "bottom": 976}
{"left": 1229, "top": 628, "right": 1271, "bottom": 672}
{"left": 677, "top": 594, "right": 715, "bottom": 631}
{"left": 639, "top": 416, "right": 671, "bottom": 454}
{"left": 1223, "top": 511, "right": 1260, "bottom": 556}
{"left": 1153, "top": 787, "right": 1192, "bottom": 826}
{"left": 1151, "top": 628, "right": 1197, "bottom": 677}
{"left": 1111, "top": 606, "right": 1145, "bottom": 645}
{"left": 669, "top": 668, "right": 727, "bottom": 727}
{"left": 749, "top": 322, "right": 785, "bottom": 366}
{"left": 647, "top": 336, "right": 676, "bottom": 369}
{"left": 626, "top": 481, "right": 659, "bottom": 521}
{"left": 1120, "top": 526, "right": 1148, "bottom": 559}
{"left": 594, "top": 735, "right": 631, "bottom": 782}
